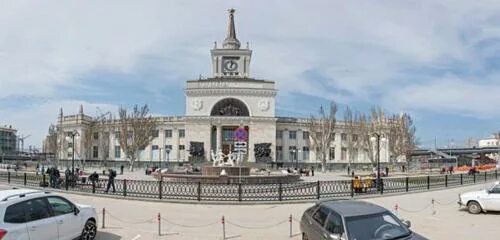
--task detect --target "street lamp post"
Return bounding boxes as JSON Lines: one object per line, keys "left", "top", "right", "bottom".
{"left": 66, "top": 130, "right": 79, "bottom": 174}
{"left": 166, "top": 148, "right": 171, "bottom": 168}
{"left": 371, "top": 133, "right": 386, "bottom": 191}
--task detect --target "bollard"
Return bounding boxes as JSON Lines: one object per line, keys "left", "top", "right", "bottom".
{"left": 158, "top": 213, "right": 161, "bottom": 236}
{"left": 289, "top": 214, "right": 293, "bottom": 238}
{"left": 222, "top": 216, "right": 226, "bottom": 240}
{"left": 460, "top": 174, "right": 463, "bottom": 185}
{"left": 102, "top": 208, "right": 106, "bottom": 229}
{"left": 431, "top": 199, "right": 436, "bottom": 215}
{"left": 394, "top": 203, "right": 399, "bottom": 218}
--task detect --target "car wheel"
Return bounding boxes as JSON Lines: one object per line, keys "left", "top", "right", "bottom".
{"left": 467, "top": 201, "right": 482, "bottom": 214}
{"left": 80, "top": 219, "right": 97, "bottom": 240}
{"left": 302, "top": 232, "right": 309, "bottom": 240}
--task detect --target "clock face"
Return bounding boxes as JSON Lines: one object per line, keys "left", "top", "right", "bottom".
{"left": 223, "top": 59, "right": 238, "bottom": 72}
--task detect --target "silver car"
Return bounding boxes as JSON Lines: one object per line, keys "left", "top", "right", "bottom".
{"left": 300, "top": 200, "right": 427, "bottom": 240}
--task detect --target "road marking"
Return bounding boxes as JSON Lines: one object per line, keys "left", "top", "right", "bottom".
{"left": 131, "top": 234, "right": 141, "bottom": 240}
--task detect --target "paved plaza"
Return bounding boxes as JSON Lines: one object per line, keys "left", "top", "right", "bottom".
{"left": 1, "top": 180, "right": 498, "bottom": 240}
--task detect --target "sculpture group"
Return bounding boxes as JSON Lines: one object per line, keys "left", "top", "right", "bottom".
{"left": 211, "top": 149, "right": 241, "bottom": 167}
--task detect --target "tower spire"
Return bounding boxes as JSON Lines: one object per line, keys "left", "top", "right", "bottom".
{"left": 222, "top": 8, "right": 240, "bottom": 49}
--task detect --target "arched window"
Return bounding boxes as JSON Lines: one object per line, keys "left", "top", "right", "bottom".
{"left": 210, "top": 98, "right": 249, "bottom": 116}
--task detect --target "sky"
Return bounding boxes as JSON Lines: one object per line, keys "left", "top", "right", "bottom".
{"left": 1, "top": 0, "right": 500, "bottom": 149}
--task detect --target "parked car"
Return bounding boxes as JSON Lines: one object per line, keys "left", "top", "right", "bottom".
{"left": 300, "top": 200, "right": 427, "bottom": 240}
{"left": 0, "top": 189, "right": 97, "bottom": 240}
{"left": 458, "top": 181, "right": 500, "bottom": 214}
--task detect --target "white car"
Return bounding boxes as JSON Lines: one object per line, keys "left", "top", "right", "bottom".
{"left": 458, "top": 181, "right": 500, "bottom": 214}
{"left": 0, "top": 189, "right": 98, "bottom": 240}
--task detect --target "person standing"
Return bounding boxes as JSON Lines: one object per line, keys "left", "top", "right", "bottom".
{"left": 105, "top": 168, "right": 116, "bottom": 193}
{"left": 89, "top": 171, "right": 99, "bottom": 191}
{"left": 311, "top": 166, "right": 315, "bottom": 176}
{"left": 120, "top": 165, "right": 124, "bottom": 175}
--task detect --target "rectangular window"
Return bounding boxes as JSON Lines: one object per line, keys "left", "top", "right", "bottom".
{"left": 330, "top": 132, "right": 336, "bottom": 141}
{"left": 114, "top": 131, "right": 120, "bottom": 139}
{"left": 352, "top": 134, "right": 358, "bottom": 142}
{"left": 165, "top": 129, "right": 172, "bottom": 138}
{"left": 276, "top": 146, "right": 283, "bottom": 161}
{"left": 165, "top": 145, "right": 172, "bottom": 151}
{"left": 181, "top": 129, "right": 186, "bottom": 138}
{"left": 341, "top": 147, "right": 347, "bottom": 161}
{"left": 152, "top": 130, "right": 159, "bottom": 138}
{"left": 65, "top": 131, "right": 72, "bottom": 137}
{"left": 352, "top": 148, "right": 358, "bottom": 162}
{"left": 289, "top": 131, "right": 297, "bottom": 140}
{"left": 179, "top": 145, "right": 185, "bottom": 150}
{"left": 93, "top": 132, "right": 99, "bottom": 140}
{"left": 276, "top": 130, "right": 283, "bottom": 139}
{"left": 303, "top": 131, "right": 309, "bottom": 140}
{"left": 329, "top": 147, "right": 335, "bottom": 160}
{"left": 152, "top": 145, "right": 159, "bottom": 150}
{"left": 93, "top": 146, "right": 98, "bottom": 158}
{"left": 303, "top": 146, "right": 310, "bottom": 160}
{"left": 114, "top": 146, "right": 121, "bottom": 158}
{"left": 341, "top": 133, "right": 347, "bottom": 141}
{"left": 67, "top": 142, "right": 73, "bottom": 148}
{"left": 289, "top": 146, "right": 297, "bottom": 161}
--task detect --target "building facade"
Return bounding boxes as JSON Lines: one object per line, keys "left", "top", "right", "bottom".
{"left": 0, "top": 125, "right": 17, "bottom": 155}
{"left": 52, "top": 10, "right": 390, "bottom": 167}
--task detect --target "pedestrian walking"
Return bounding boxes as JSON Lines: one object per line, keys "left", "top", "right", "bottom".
{"left": 105, "top": 168, "right": 117, "bottom": 193}
{"left": 385, "top": 166, "right": 389, "bottom": 177}
{"left": 89, "top": 171, "right": 99, "bottom": 190}
{"left": 120, "top": 165, "right": 124, "bottom": 175}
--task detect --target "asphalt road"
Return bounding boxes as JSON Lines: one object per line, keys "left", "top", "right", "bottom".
{"left": 1, "top": 181, "right": 498, "bottom": 240}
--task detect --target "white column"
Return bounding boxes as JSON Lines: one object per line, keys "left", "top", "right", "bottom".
{"left": 216, "top": 125, "right": 222, "bottom": 151}
{"left": 173, "top": 127, "right": 180, "bottom": 161}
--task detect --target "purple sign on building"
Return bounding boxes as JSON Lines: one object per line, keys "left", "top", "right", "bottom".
{"left": 233, "top": 127, "right": 248, "bottom": 141}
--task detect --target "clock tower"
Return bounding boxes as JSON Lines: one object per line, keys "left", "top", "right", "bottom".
{"left": 211, "top": 9, "right": 252, "bottom": 78}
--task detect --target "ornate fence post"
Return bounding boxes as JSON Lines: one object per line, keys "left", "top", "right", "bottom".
{"left": 197, "top": 182, "right": 201, "bottom": 201}
{"left": 8, "top": 171, "right": 10, "bottom": 184}
{"left": 484, "top": 171, "right": 487, "bottom": 182}
{"left": 238, "top": 183, "right": 242, "bottom": 202}
{"left": 445, "top": 175, "right": 448, "bottom": 188}
{"left": 23, "top": 172, "right": 27, "bottom": 186}
{"left": 278, "top": 182, "right": 283, "bottom": 201}
{"left": 350, "top": 179, "right": 354, "bottom": 198}
{"left": 473, "top": 172, "right": 476, "bottom": 183}
{"left": 405, "top": 177, "right": 409, "bottom": 192}
{"left": 159, "top": 177, "right": 163, "bottom": 200}
{"left": 380, "top": 178, "right": 384, "bottom": 195}
{"left": 316, "top": 181, "right": 321, "bottom": 200}
{"left": 460, "top": 174, "right": 463, "bottom": 185}
{"left": 123, "top": 179, "right": 127, "bottom": 197}
{"left": 496, "top": 169, "right": 498, "bottom": 179}
{"left": 427, "top": 176, "right": 430, "bottom": 190}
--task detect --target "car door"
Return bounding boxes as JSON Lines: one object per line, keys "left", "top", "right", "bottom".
{"left": 485, "top": 186, "right": 500, "bottom": 211}
{"left": 2, "top": 201, "right": 30, "bottom": 240}
{"left": 308, "top": 206, "right": 331, "bottom": 240}
{"left": 46, "top": 196, "right": 82, "bottom": 240}
{"left": 25, "top": 198, "right": 58, "bottom": 240}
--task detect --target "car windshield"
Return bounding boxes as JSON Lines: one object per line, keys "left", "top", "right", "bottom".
{"left": 345, "top": 212, "right": 410, "bottom": 240}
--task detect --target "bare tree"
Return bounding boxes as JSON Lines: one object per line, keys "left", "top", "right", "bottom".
{"left": 117, "top": 104, "right": 157, "bottom": 171}
{"left": 358, "top": 113, "right": 376, "bottom": 166}
{"left": 308, "top": 101, "right": 338, "bottom": 172}
{"left": 390, "top": 113, "right": 417, "bottom": 165}
{"left": 343, "top": 106, "right": 359, "bottom": 167}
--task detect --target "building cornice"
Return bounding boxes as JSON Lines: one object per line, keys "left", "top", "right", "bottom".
{"left": 186, "top": 88, "right": 277, "bottom": 97}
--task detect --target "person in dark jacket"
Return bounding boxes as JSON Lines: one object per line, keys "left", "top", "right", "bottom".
{"left": 105, "top": 168, "right": 116, "bottom": 193}
{"left": 89, "top": 171, "right": 99, "bottom": 190}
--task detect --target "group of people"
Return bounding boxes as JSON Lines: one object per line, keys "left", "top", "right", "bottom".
{"left": 282, "top": 167, "right": 315, "bottom": 176}
{"left": 45, "top": 166, "right": 62, "bottom": 188}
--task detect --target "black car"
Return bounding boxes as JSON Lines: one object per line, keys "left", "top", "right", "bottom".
{"left": 300, "top": 200, "right": 427, "bottom": 240}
